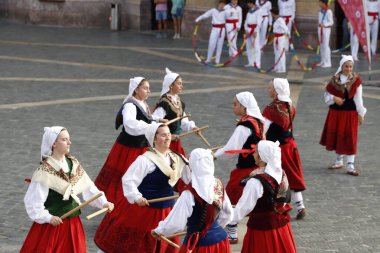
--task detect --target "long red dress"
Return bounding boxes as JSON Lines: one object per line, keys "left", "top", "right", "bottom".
{"left": 320, "top": 74, "right": 362, "bottom": 155}
{"left": 263, "top": 100, "right": 306, "bottom": 191}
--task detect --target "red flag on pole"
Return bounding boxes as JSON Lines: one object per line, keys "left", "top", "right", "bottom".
{"left": 338, "top": 0, "right": 371, "bottom": 70}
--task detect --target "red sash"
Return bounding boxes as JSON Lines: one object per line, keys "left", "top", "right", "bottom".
{"left": 212, "top": 23, "right": 225, "bottom": 38}
{"left": 247, "top": 24, "right": 257, "bottom": 37}
{"left": 226, "top": 19, "right": 239, "bottom": 30}
{"left": 274, "top": 33, "right": 284, "bottom": 50}
{"left": 282, "top": 15, "right": 292, "bottom": 25}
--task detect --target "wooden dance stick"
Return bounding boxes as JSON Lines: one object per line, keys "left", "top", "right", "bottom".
{"left": 165, "top": 114, "right": 190, "bottom": 126}
{"left": 197, "top": 131, "right": 211, "bottom": 147}
{"left": 86, "top": 207, "right": 109, "bottom": 220}
{"left": 160, "top": 235, "right": 180, "bottom": 249}
{"left": 147, "top": 195, "right": 179, "bottom": 204}
{"left": 166, "top": 231, "right": 187, "bottom": 239}
{"left": 178, "top": 125, "right": 209, "bottom": 138}
{"left": 210, "top": 145, "right": 224, "bottom": 152}
{"left": 60, "top": 192, "right": 103, "bottom": 220}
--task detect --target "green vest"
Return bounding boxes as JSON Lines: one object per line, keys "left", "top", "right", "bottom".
{"left": 44, "top": 157, "right": 80, "bottom": 218}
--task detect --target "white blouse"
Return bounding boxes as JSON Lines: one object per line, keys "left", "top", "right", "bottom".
{"left": 273, "top": 17, "right": 289, "bottom": 35}
{"left": 24, "top": 158, "right": 108, "bottom": 224}
{"left": 232, "top": 178, "right": 264, "bottom": 224}
{"left": 152, "top": 95, "right": 196, "bottom": 132}
{"left": 278, "top": 0, "right": 296, "bottom": 20}
{"left": 154, "top": 189, "right": 234, "bottom": 237}
{"left": 195, "top": 8, "right": 227, "bottom": 25}
{"left": 122, "top": 154, "right": 191, "bottom": 204}
{"left": 122, "top": 100, "right": 151, "bottom": 136}
{"left": 213, "top": 125, "right": 252, "bottom": 160}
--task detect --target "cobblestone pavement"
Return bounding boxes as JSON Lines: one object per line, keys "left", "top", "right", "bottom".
{"left": 0, "top": 20, "right": 379, "bottom": 253}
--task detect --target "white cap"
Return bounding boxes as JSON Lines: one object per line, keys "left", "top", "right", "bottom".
{"left": 258, "top": 140, "right": 282, "bottom": 184}
{"left": 40, "top": 126, "right": 64, "bottom": 161}
{"left": 273, "top": 78, "right": 292, "bottom": 103}
{"left": 236, "top": 91, "right": 265, "bottom": 123}
{"left": 335, "top": 55, "right": 354, "bottom": 75}
{"left": 144, "top": 123, "right": 163, "bottom": 147}
{"left": 124, "top": 77, "right": 145, "bottom": 103}
{"left": 161, "top": 68, "right": 179, "bottom": 96}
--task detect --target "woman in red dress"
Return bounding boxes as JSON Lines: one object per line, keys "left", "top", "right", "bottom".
{"left": 21, "top": 126, "right": 114, "bottom": 253}
{"left": 233, "top": 140, "right": 297, "bottom": 253}
{"left": 94, "top": 123, "right": 190, "bottom": 253}
{"left": 152, "top": 68, "right": 197, "bottom": 157}
{"left": 95, "top": 77, "right": 164, "bottom": 203}
{"left": 320, "top": 55, "right": 367, "bottom": 176}
{"left": 263, "top": 78, "right": 307, "bottom": 219}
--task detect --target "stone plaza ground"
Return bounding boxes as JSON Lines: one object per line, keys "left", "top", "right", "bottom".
{"left": 0, "top": 20, "right": 380, "bottom": 252}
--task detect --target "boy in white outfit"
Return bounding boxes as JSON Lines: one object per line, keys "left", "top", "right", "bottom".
{"left": 366, "top": 0, "right": 380, "bottom": 56}
{"left": 278, "top": 0, "right": 296, "bottom": 51}
{"left": 318, "top": 0, "right": 334, "bottom": 68}
{"left": 195, "top": 0, "right": 227, "bottom": 64}
{"left": 244, "top": 0, "right": 263, "bottom": 68}
{"left": 224, "top": 0, "right": 242, "bottom": 56}
{"left": 256, "top": 0, "right": 272, "bottom": 48}
{"left": 271, "top": 8, "right": 289, "bottom": 73}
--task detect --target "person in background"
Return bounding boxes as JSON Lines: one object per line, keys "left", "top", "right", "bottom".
{"left": 278, "top": 0, "right": 296, "bottom": 52}
{"left": 271, "top": 8, "right": 289, "bottom": 73}
{"left": 171, "top": 0, "right": 185, "bottom": 39}
{"left": 156, "top": 0, "right": 168, "bottom": 38}
{"left": 317, "top": 0, "right": 333, "bottom": 68}
{"left": 244, "top": 0, "right": 263, "bottom": 68}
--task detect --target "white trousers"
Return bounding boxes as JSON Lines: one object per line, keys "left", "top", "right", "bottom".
{"left": 273, "top": 36, "right": 286, "bottom": 73}
{"left": 258, "top": 16, "right": 269, "bottom": 48}
{"left": 246, "top": 33, "right": 261, "bottom": 67}
{"left": 283, "top": 19, "right": 293, "bottom": 51}
{"left": 318, "top": 27, "right": 331, "bottom": 67}
{"left": 367, "top": 17, "right": 378, "bottom": 55}
{"left": 350, "top": 29, "right": 359, "bottom": 60}
{"left": 226, "top": 23, "right": 238, "bottom": 56}
{"left": 207, "top": 27, "right": 226, "bottom": 64}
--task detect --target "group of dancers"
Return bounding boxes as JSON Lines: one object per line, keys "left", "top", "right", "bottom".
{"left": 195, "top": 0, "right": 380, "bottom": 72}
{"left": 21, "top": 55, "right": 367, "bottom": 253}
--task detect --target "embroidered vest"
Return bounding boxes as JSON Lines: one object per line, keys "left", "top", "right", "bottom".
{"left": 156, "top": 94, "right": 186, "bottom": 135}
{"left": 236, "top": 115, "right": 263, "bottom": 169}
{"left": 326, "top": 74, "right": 361, "bottom": 111}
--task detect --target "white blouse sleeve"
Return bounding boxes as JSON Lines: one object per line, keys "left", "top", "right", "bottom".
{"left": 180, "top": 112, "right": 196, "bottom": 132}
{"left": 216, "top": 191, "right": 234, "bottom": 228}
{"left": 324, "top": 91, "right": 335, "bottom": 106}
{"left": 122, "top": 156, "right": 155, "bottom": 204}
{"left": 232, "top": 178, "right": 264, "bottom": 223}
{"left": 263, "top": 118, "right": 273, "bottom": 135}
{"left": 353, "top": 85, "right": 367, "bottom": 116}
{"left": 24, "top": 181, "right": 52, "bottom": 224}
{"left": 122, "top": 103, "right": 151, "bottom": 136}
{"left": 154, "top": 190, "right": 195, "bottom": 236}
{"left": 195, "top": 9, "right": 213, "bottom": 23}
{"left": 214, "top": 125, "right": 252, "bottom": 160}
{"left": 152, "top": 107, "right": 166, "bottom": 122}
{"left": 81, "top": 184, "right": 108, "bottom": 209}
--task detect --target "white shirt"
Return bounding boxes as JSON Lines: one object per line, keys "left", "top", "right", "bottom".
{"left": 244, "top": 7, "right": 263, "bottom": 33}
{"left": 366, "top": 0, "right": 380, "bottom": 13}
{"left": 318, "top": 9, "right": 334, "bottom": 27}
{"left": 278, "top": 0, "right": 296, "bottom": 20}
{"left": 273, "top": 17, "right": 289, "bottom": 35}
{"left": 122, "top": 154, "right": 191, "bottom": 204}
{"left": 324, "top": 75, "right": 367, "bottom": 117}
{"left": 152, "top": 94, "right": 196, "bottom": 132}
{"left": 214, "top": 125, "right": 252, "bottom": 160}
{"left": 195, "top": 8, "right": 227, "bottom": 25}
{"left": 122, "top": 101, "right": 151, "bottom": 136}
{"left": 256, "top": 0, "right": 272, "bottom": 16}
{"left": 154, "top": 189, "right": 234, "bottom": 236}
{"left": 232, "top": 178, "right": 264, "bottom": 223}
{"left": 24, "top": 158, "right": 108, "bottom": 224}
{"left": 224, "top": 3, "right": 243, "bottom": 29}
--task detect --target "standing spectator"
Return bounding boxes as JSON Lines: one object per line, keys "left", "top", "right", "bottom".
{"left": 171, "top": 0, "right": 185, "bottom": 39}
{"left": 155, "top": 0, "right": 168, "bottom": 38}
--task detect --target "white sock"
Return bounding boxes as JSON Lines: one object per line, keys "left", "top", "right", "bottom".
{"left": 291, "top": 190, "right": 305, "bottom": 211}
{"left": 226, "top": 223, "right": 238, "bottom": 239}
{"left": 346, "top": 155, "right": 355, "bottom": 171}
{"left": 335, "top": 154, "right": 344, "bottom": 166}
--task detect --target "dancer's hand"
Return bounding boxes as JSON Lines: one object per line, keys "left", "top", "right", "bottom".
{"left": 50, "top": 216, "right": 63, "bottom": 226}
{"left": 358, "top": 115, "right": 364, "bottom": 125}
{"left": 136, "top": 197, "right": 149, "bottom": 206}
{"left": 333, "top": 96, "right": 344, "bottom": 106}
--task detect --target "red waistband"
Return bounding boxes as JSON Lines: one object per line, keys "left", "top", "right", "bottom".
{"left": 368, "top": 12, "right": 378, "bottom": 16}
{"left": 247, "top": 24, "right": 257, "bottom": 29}
{"left": 226, "top": 19, "right": 238, "bottom": 23}
{"left": 262, "top": 15, "right": 269, "bottom": 17}
{"left": 212, "top": 24, "right": 225, "bottom": 28}
{"left": 281, "top": 15, "right": 292, "bottom": 18}
{"left": 274, "top": 33, "right": 284, "bottom": 37}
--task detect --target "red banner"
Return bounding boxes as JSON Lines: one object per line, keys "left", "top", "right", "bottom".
{"left": 338, "top": 0, "right": 371, "bottom": 65}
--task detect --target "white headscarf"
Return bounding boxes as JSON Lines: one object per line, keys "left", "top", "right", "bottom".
{"left": 273, "top": 78, "right": 292, "bottom": 103}
{"left": 144, "top": 123, "right": 163, "bottom": 147}
{"left": 161, "top": 67, "right": 179, "bottom": 96}
{"left": 123, "top": 77, "right": 145, "bottom": 103}
{"left": 236, "top": 91, "right": 265, "bottom": 123}
{"left": 335, "top": 55, "right": 354, "bottom": 75}
{"left": 41, "top": 126, "right": 65, "bottom": 161}
{"left": 189, "top": 148, "right": 215, "bottom": 204}
{"left": 257, "top": 140, "right": 282, "bottom": 184}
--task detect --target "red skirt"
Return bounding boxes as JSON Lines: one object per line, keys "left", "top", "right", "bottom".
{"left": 320, "top": 109, "right": 358, "bottom": 155}
{"left": 226, "top": 167, "right": 258, "bottom": 205}
{"left": 95, "top": 141, "right": 148, "bottom": 203}
{"left": 242, "top": 223, "right": 297, "bottom": 253}
{"left": 170, "top": 139, "right": 187, "bottom": 157}
{"left": 94, "top": 198, "right": 179, "bottom": 253}
{"left": 281, "top": 138, "right": 306, "bottom": 191}
{"left": 179, "top": 237, "right": 231, "bottom": 253}
{"left": 20, "top": 216, "right": 86, "bottom": 253}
